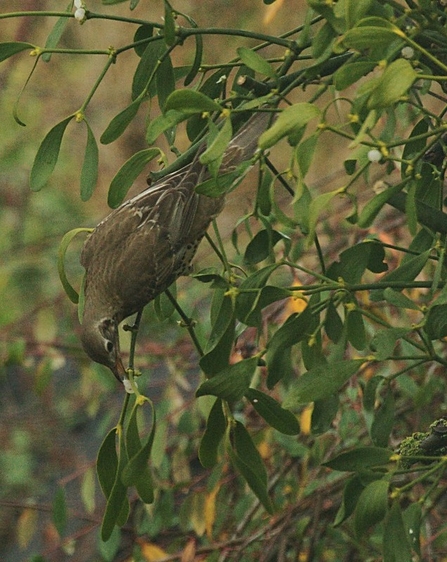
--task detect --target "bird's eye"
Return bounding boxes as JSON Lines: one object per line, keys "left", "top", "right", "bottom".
{"left": 104, "top": 340, "right": 114, "bottom": 353}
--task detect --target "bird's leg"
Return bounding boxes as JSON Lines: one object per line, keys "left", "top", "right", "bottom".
{"left": 123, "top": 310, "right": 144, "bottom": 379}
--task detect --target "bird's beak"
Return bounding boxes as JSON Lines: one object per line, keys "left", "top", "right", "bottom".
{"left": 111, "top": 355, "right": 127, "bottom": 383}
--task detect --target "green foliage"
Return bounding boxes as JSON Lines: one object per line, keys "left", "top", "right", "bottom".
{"left": 5, "top": 0, "right": 447, "bottom": 559}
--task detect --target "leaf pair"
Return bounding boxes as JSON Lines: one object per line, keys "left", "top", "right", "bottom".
{"left": 97, "top": 400, "right": 156, "bottom": 541}
{"left": 199, "top": 400, "right": 276, "bottom": 512}
{"left": 30, "top": 116, "right": 98, "bottom": 202}
{"left": 198, "top": 390, "right": 299, "bottom": 512}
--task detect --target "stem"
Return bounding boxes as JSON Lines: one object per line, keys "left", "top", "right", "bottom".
{"left": 178, "top": 27, "right": 296, "bottom": 51}
{"left": 395, "top": 458, "right": 447, "bottom": 494}
{"left": 0, "top": 11, "right": 74, "bottom": 20}
{"left": 210, "top": 221, "right": 232, "bottom": 273}
{"left": 117, "top": 390, "right": 131, "bottom": 428}
{"left": 164, "top": 288, "right": 204, "bottom": 357}
{"left": 86, "top": 11, "right": 160, "bottom": 27}
{"left": 79, "top": 55, "right": 116, "bottom": 113}
{"left": 126, "top": 311, "right": 143, "bottom": 372}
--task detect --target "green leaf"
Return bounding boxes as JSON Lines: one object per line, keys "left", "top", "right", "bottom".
{"left": 296, "top": 133, "right": 319, "bottom": 178}
{"left": 383, "top": 501, "right": 414, "bottom": 562}
{"left": 184, "top": 21, "right": 202, "bottom": 85}
{"left": 334, "top": 61, "right": 377, "bottom": 92}
{"left": 156, "top": 53, "right": 175, "bottom": 111}
{"left": 98, "top": 527, "right": 121, "bottom": 562}
{"left": 164, "top": 89, "right": 222, "bottom": 114}
{"left": 306, "top": 187, "right": 345, "bottom": 245}
{"left": 405, "top": 182, "right": 418, "bottom": 235}
{"left": 194, "top": 167, "right": 248, "bottom": 197}
{"left": 327, "top": 241, "right": 387, "bottom": 284}
{"left": 258, "top": 103, "right": 321, "bottom": 149}
{"left": 196, "top": 357, "right": 258, "bottom": 402}
{"left": 341, "top": 18, "right": 402, "bottom": 50}
{"left": 121, "top": 404, "right": 156, "bottom": 504}
{"left": 30, "top": 116, "right": 73, "bottom": 191}
{"left": 333, "top": 475, "right": 365, "bottom": 526}
{"left": 133, "top": 24, "right": 154, "bottom": 57}
{"left": 370, "top": 388, "right": 395, "bottom": 447}
{"left": 163, "top": 0, "right": 176, "bottom": 46}
{"left": 80, "top": 120, "right": 99, "bottom": 201}
{"left": 354, "top": 478, "right": 389, "bottom": 538}
{"left": 101, "top": 478, "right": 129, "bottom": 541}
{"left": 200, "top": 293, "right": 235, "bottom": 376}
{"left": 58, "top": 227, "right": 92, "bottom": 304}
{"left": 283, "top": 359, "right": 363, "bottom": 406}
{"left": 345, "top": 0, "right": 376, "bottom": 29}
{"left": 107, "top": 148, "right": 161, "bottom": 208}
{"left": 308, "top": 0, "right": 344, "bottom": 32}
{"left": 200, "top": 116, "right": 233, "bottom": 166}
{"left": 146, "top": 110, "right": 186, "bottom": 144}
{"left": 311, "top": 395, "right": 339, "bottom": 434}
{"left": 228, "top": 421, "right": 274, "bottom": 513}
{"left": 383, "top": 288, "right": 420, "bottom": 311}
{"left": 357, "top": 182, "right": 404, "bottom": 228}
{"left": 368, "top": 59, "right": 417, "bottom": 110}
{"left": 371, "top": 249, "right": 431, "bottom": 300}
{"left": 100, "top": 99, "right": 142, "bottom": 145}
{"left": 312, "top": 21, "right": 336, "bottom": 61}
{"left": 244, "top": 229, "right": 284, "bottom": 265}
{"left": 192, "top": 268, "right": 228, "bottom": 287}
{"left": 97, "top": 429, "right": 119, "bottom": 500}
{"left": 0, "top": 41, "right": 34, "bottom": 63}
{"left": 200, "top": 322, "right": 235, "bottom": 377}
{"left": 402, "top": 502, "right": 422, "bottom": 556}
{"left": 132, "top": 39, "right": 164, "bottom": 99}
{"left": 256, "top": 170, "right": 273, "bottom": 216}
{"left": 401, "top": 119, "right": 429, "bottom": 178}
{"left": 125, "top": 404, "right": 142, "bottom": 460}
{"left": 42, "top": 15, "right": 69, "bottom": 63}
{"left": 198, "top": 398, "right": 226, "bottom": 468}
{"left": 246, "top": 389, "right": 300, "bottom": 435}
{"left": 323, "top": 446, "right": 392, "bottom": 472}
{"left": 237, "top": 47, "right": 277, "bottom": 79}
{"left": 52, "top": 487, "right": 67, "bottom": 537}
{"left": 346, "top": 307, "right": 366, "bottom": 350}
{"left": 235, "top": 263, "right": 280, "bottom": 326}
{"left": 324, "top": 301, "right": 343, "bottom": 343}
{"left": 370, "top": 327, "right": 410, "bottom": 360}
{"left": 266, "top": 307, "right": 315, "bottom": 388}
{"left": 363, "top": 376, "right": 382, "bottom": 412}
{"left": 424, "top": 304, "right": 447, "bottom": 339}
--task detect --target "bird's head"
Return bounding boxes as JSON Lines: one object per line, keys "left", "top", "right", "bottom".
{"left": 80, "top": 316, "right": 126, "bottom": 382}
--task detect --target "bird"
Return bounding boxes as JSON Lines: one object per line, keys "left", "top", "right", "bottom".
{"left": 79, "top": 111, "right": 271, "bottom": 382}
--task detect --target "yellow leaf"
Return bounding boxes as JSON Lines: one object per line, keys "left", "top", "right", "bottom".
{"left": 263, "top": 0, "right": 284, "bottom": 25}
{"left": 205, "top": 486, "right": 219, "bottom": 539}
{"left": 81, "top": 467, "right": 96, "bottom": 514}
{"left": 34, "top": 308, "right": 57, "bottom": 344}
{"left": 140, "top": 542, "right": 169, "bottom": 561}
{"left": 278, "top": 276, "right": 308, "bottom": 323}
{"left": 190, "top": 493, "right": 206, "bottom": 537}
{"left": 258, "top": 439, "right": 271, "bottom": 459}
{"left": 17, "top": 507, "right": 38, "bottom": 549}
{"left": 181, "top": 538, "right": 196, "bottom": 562}
{"left": 300, "top": 404, "right": 314, "bottom": 435}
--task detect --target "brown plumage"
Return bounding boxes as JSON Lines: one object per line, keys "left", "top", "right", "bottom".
{"left": 79, "top": 112, "right": 270, "bottom": 381}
